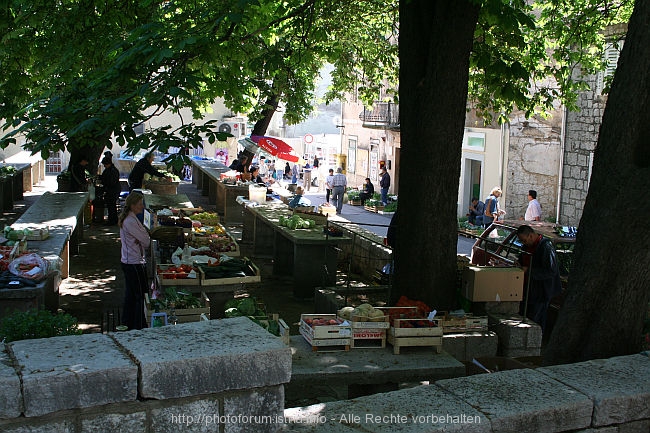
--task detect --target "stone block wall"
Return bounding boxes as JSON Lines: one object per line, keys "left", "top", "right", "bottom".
{"left": 0, "top": 318, "right": 291, "bottom": 433}
{"left": 560, "top": 74, "right": 607, "bottom": 225}
{"left": 282, "top": 353, "right": 650, "bottom": 433}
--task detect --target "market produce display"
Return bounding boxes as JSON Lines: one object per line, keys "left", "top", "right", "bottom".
{"left": 191, "top": 211, "right": 221, "bottom": 226}
{"left": 278, "top": 215, "right": 316, "bottom": 230}
{"left": 223, "top": 297, "right": 285, "bottom": 339}
{"left": 197, "top": 257, "right": 256, "bottom": 279}
{"left": 158, "top": 215, "right": 193, "bottom": 228}
{"left": 150, "top": 287, "right": 203, "bottom": 310}
{"left": 157, "top": 264, "right": 196, "bottom": 280}
{"left": 190, "top": 234, "right": 238, "bottom": 253}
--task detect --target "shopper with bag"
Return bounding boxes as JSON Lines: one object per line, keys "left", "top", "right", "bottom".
{"left": 484, "top": 186, "right": 505, "bottom": 227}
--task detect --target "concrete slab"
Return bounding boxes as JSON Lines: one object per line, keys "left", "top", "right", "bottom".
{"left": 289, "top": 335, "right": 464, "bottom": 388}
{"left": 111, "top": 318, "right": 291, "bottom": 399}
{"left": 539, "top": 354, "right": 650, "bottom": 427}
{"left": 10, "top": 333, "right": 137, "bottom": 417}
{"left": 282, "top": 384, "right": 490, "bottom": 432}
{"left": 436, "top": 369, "right": 592, "bottom": 433}
{"left": 0, "top": 348, "right": 21, "bottom": 419}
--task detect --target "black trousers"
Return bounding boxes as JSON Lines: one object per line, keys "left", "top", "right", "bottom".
{"left": 105, "top": 192, "right": 119, "bottom": 224}
{"left": 326, "top": 188, "right": 332, "bottom": 203}
{"left": 121, "top": 262, "right": 149, "bottom": 330}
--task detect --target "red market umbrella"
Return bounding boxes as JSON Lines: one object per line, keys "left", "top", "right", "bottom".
{"left": 250, "top": 135, "right": 295, "bottom": 155}
{"left": 241, "top": 136, "right": 302, "bottom": 163}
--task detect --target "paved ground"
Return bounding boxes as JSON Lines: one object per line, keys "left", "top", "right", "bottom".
{"left": 2, "top": 175, "right": 475, "bottom": 333}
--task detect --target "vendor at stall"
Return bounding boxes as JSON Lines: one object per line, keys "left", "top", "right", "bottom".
{"left": 128, "top": 152, "right": 170, "bottom": 191}
{"left": 288, "top": 186, "right": 312, "bottom": 209}
{"left": 359, "top": 178, "right": 375, "bottom": 205}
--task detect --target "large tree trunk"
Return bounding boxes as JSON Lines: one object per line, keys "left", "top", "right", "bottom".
{"left": 392, "top": 1, "right": 479, "bottom": 309}
{"left": 544, "top": 1, "right": 650, "bottom": 364}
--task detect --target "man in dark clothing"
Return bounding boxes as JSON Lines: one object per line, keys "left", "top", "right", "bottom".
{"left": 128, "top": 152, "right": 169, "bottom": 190}
{"left": 516, "top": 225, "right": 562, "bottom": 333}
{"left": 70, "top": 156, "right": 90, "bottom": 192}
{"left": 359, "top": 178, "right": 375, "bottom": 204}
{"left": 228, "top": 154, "right": 248, "bottom": 173}
{"left": 379, "top": 167, "right": 390, "bottom": 205}
{"left": 468, "top": 197, "right": 485, "bottom": 226}
{"left": 100, "top": 155, "right": 122, "bottom": 225}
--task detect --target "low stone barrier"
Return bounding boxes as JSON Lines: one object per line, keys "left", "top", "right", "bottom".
{"left": 0, "top": 318, "right": 291, "bottom": 433}
{"left": 282, "top": 353, "right": 650, "bottom": 433}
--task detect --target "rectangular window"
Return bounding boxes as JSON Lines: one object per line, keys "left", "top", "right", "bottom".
{"left": 347, "top": 138, "right": 356, "bottom": 174}
{"left": 463, "top": 132, "right": 485, "bottom": 151}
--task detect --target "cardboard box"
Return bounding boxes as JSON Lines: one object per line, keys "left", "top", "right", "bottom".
{"left": 462, "top": 266, "right": 524, "bottom": 302}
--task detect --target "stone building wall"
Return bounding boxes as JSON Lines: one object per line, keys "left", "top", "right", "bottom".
{"left": 505, "top": 110, "right": 562, "bottom": 222}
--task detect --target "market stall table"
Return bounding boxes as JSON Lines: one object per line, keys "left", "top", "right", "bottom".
{"left": 242, "top": 201, "right": 351, "bottom": 298}
{"left": 143, "top": 193, "right": 193, "bottom": 210}
{"left": 190, "top": 159, "right": 231, "bottom": 203}
{"left": 8, "top": 191, "right": 89, "bottom": 311}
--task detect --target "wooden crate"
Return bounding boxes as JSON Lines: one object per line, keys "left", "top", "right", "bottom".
{"left": 364, "top": 205, "right": 385, "bottom": 213}
{"left": 254, "top": 313, "right": 290, "bottom": 345}
{"left": 349, "top": 199, "right": 363, "bottom": 206}
{"left": 351, "top": 328, "right": 386, "bottom": 349}
{"left": 156, "top": 264, "right": 201, "bottom": 286}
{"left": 388, "top": 318, "right": 443, "bottom": 355}
{"left": 342, "top": 312, "right": 390, "bottom": 329}
{"left": 145, "top": 292, "right": 210, "bottom": 326}
{"left": 299, "top": 314, "right": 351, "bottom": 351}
{"left": 438, "top": 311, "right": 488, "bottom": 333}
{"left": 318, "top": 205, "right": 336, "bottom": 217}
{"left": 24, "top": 227, "right": 49, "bottom": 241}
{"left": 199, "top": 259, "right": 261, "bottom": 286}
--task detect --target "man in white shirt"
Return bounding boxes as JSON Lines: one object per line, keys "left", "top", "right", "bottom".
{"left": 525, "top": 190, "right": 542, "bottom": 221}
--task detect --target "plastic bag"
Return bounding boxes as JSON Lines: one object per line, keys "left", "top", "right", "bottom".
{"left": 88, "top": 184, "right": 96, "bottom": 201}
{"left": 9, "top": 253, "right": 48, "bottom": 281}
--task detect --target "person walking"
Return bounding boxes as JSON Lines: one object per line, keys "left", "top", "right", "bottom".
{"left": 524, "top": 189, "right": 542, "bottom": 221}
{"left": 379, "top": 167, "right": 390, "bottom": 205}
{"left": 516, "top": 224, "right": 562, "bottom": 333}
{"left": 331, "top": 167, "right": 347, "bottom": 215}
{"left": 303, "top": 161, "right": 312, "bottom": 191}
{"left": 128, "top": 152, "right": 170, "bottom": 191}
{"left": 118, "top": 192, "right": 151, "bottom": 330}
{"left": 325, "top": 168, "right": 334, "bottom": 203}
{"left": 100, "top": 155, "right": 121, "bottom": 225}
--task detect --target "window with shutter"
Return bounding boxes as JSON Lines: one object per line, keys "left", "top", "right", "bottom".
{"left": 595, "top": 39, "right": 624, "bottom": 96}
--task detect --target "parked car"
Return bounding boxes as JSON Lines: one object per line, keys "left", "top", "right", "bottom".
{"left": 470, "top": 220, "right": 575, "bottom": 277}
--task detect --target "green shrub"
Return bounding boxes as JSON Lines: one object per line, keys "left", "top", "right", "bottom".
{"left": 383, "top": 201, "right": 398, "bottom": 212}
{"left": 0, "top": 309, "right": 82, "bottom": 343}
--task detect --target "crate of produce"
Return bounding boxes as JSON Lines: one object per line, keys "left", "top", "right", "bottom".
{"left": 189, "top": 231, "right": 240, "bottom": 257}
{"left": 337, "top": 305, "right": 390, "bottom": 329}
{"left": 198, "top": 257, "right": 261, "bottom": 286}
{"left": 156, "top": 264, "right": 200, "bottom": 286}
{"left": 251, "top": 313, "right": 290, "bottom": 345}
{"left": 351, "top": 328, "right": 386, "bottom": 349}
{"left": 387, "top": 318, "right": 443, "bottom": 355}
{"left": 318, "top": 204, "right": 337, "bottom": 217}
{"left": 191, "top": 211, "right": 221, "bottom": 227}
{"left": 299, "top": 314, "right": 351, "bottom": 352}
{"left": 145, "top": 290, "right": 210, "bottom": 326}
{"left": 364, "top": 204, "right": 385, "bottom": 213}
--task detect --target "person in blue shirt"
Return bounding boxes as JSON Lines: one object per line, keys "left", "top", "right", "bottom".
{"left": 468, "top": 197, "right": 485, "bottom": 226}
{"left": 288, "top": 186, "right": 312, "bottom": 209}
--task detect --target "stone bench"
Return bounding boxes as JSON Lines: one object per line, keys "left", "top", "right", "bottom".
{"left": 0, "top": 318, "right": 291, "bottom": 432}
{"left": 11, "top": 191, "right": 89, "bottom": 279}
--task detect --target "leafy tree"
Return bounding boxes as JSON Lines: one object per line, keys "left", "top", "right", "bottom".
{"left": 0, "top": 0, "right": 397, "bottom": 172}
{"left": 544, "top": 0, "right": 650, "bottom": 364}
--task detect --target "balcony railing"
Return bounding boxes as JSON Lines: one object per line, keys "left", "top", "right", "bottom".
{"left": 359, "top": 102, "right": 400, "bottom": 130}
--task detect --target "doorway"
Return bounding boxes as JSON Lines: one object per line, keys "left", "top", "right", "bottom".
{"left": 461, "top": 157, "right": 483, "bottom": 215}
